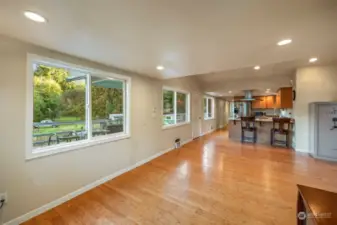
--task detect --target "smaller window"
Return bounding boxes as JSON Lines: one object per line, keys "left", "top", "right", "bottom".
{"left": 204, "top": 96, "right": 215, "bottom": 120}
{"left": 163, "top": 87, "right": 190, "bottom": 127}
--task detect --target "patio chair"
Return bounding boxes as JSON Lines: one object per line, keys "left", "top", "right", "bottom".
{"left": 48, "top": 133, "right": 59, "bottom": 145}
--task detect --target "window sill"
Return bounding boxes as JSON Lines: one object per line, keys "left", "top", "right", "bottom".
{"left": 162, "top": 122, "right": 190, "bottom": 130}
{"left": 26, "top": 133, "right": 130, "bottom": 160}
{"left": 204, "top": 117, "right": 215, "bottom": 121}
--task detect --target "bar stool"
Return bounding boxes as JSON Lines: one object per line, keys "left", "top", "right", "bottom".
{"left": 270, "top": 118, "right": 291, "bottom": 148}
{"left": 240, "top": 116, "right": 257, "bottom": 143}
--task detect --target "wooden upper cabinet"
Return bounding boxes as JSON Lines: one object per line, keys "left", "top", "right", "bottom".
{"left": 252, "top": 96, "right": 275, "bottom": 109}
{"left": 276, "top": 87, "right": 293, "bottom": 109}
{"left": 252, "top": 96, "right": 265, "bottom": 109}
{"left": 252, "top": 87, "right": 292, "bottom": 109}
{"left": 275, "top": 91, "right": 281, "bottom": 108}
{"left": 260, "top": 97, "right": 267, "bottom": 108}
{"left": 252, "top": 97, "right": 260, "bottom": 108}
{"left": 265, "top": 96, "right": 275, "bottom": 108}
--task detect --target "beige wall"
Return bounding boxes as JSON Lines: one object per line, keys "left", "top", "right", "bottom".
{"left": 216, "top": 99, "right": 225, "bottom": 129}
{"left": 0, "top": 152, "right": 4, "bottom": 223}
{"left": 294, "top": 65, "right": 337, "bottom": 152}
{"left": 0, "top": 35, "right": 217, "bottom": 223}
{"left": 224, "top": 101, "right": 230, "bottom": 126}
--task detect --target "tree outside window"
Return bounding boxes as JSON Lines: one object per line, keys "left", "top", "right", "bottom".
{"left": 32, "top": 63, "right": 126, "bottom": 149}
{"left": 162, "top": 88, "right": 189, "bottom": 127}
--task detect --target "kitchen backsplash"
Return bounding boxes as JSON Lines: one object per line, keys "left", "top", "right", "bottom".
{"left": 252, "top": 108, "right": 293, "bottom": 118}
{"left": 280, "top": 109, "right": 293, "bottom": 118}
{"left": 252, "top": 109, "right": 280, "bottom": 116}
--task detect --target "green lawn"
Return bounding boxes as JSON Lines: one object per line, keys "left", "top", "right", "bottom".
{"left": 33, "top": 117, "right": 118, "bottom": 135}
{"left": 34, "top": 121, "right": 104, "bottom": 135}
{"left": 34, "top": 124, "right": 84, "bottom": 135}
{"left": 54, "top": 116, "right": 82, "bottom": 122}
{"left": 34, "top": 116, "right": 84, "bottom": 135}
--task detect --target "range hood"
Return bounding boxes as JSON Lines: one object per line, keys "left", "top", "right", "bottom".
{"left": 240, "top": 90, "right": 256, "bottom": 101}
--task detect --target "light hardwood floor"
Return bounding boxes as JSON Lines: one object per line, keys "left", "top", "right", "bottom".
{"left": 22, "top": 130, "right": 337, "bottom": 225}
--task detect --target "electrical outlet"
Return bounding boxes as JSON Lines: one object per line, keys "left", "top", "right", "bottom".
{"left": 0, "top": 192, "right": 8, "bottom": 204}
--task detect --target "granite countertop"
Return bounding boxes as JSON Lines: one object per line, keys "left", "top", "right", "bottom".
{"left": 228, "top": 117, "right": 295, "bottom": 123}
{"left": 228, "top": 117, "right": 272, "bottom": 121}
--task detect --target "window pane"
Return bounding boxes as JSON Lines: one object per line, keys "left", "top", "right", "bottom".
{"left": 163, "top": 90, "right": 174, "bottom": 125}
{"left": 176, "top": 92, "right": 187, "bottom": 123}
{"left": 204, "top": 98, "right": 208, "bottom": 118}
{"left": 208, "top": 98, "right": 213, "bottom": 118}
{"left": 33, "top": 64, "right": 86, "bottom": 148}
{"left": 91, "top": 76, "right": 124, "bottom": 137}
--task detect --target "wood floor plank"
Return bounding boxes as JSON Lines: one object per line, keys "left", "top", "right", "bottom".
{"left": 22, "top": 130, "right": 337, "bottom": 225}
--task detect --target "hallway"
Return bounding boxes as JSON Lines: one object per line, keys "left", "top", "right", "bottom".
{"left": 23, "top": 130, "right": 337, "bottom": 225}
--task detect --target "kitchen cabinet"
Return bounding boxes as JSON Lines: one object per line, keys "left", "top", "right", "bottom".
{"left": 252, "top": 96, "right": 266, "bottom": 109}
{"left": 275, "top": 87, "right": 293, "bottom": 109}
{"left": 252, "top": 87, "right": 292, "bottom": 109}
{"left": 265, "top": 96, "right": 275, "bottom": 108}
{"left": 252, "top": 96, "right": 274, "bottom": 109}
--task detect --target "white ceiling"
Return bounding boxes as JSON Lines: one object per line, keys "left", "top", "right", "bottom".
{"left": 0, "top": 0, "right": 337, "bottom": 82}
{"left": 197, "top": 59, "right": 337, "bottom": 96}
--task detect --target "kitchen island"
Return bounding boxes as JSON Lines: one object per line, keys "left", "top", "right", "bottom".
{"left": 228, "top": 117, "right": 294, "bottom": 146}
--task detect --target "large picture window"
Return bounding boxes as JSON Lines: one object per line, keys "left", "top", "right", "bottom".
{"left": 162, "top": 87, "right": 190, "bottom": 128}
{"left": 204, "top": 96, "right": 214, "bottom": 120}
{"left": 27, "top": 54, "right": 130, "bottom": 159}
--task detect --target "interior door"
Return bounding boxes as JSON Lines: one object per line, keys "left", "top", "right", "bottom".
{"left": 317, "top": 104, "right": 337, "bottom": 159}
{"left": 192, "top": 94, "right": 202, "bottom": 138}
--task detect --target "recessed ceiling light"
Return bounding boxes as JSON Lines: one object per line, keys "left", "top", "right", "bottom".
{"left": 277, "top": 39, "right": 292, "bottom": 46}
{"left": 309, "top": 57, "right": 318, "bottom": 63}
{"left": 254, "top": 65, "right": 260, "bottom": 70}
{"left": 266, "top": 88, "right": 271, "bottom": 91}
{"left": 228, "top": 91, "right": 232, "bottom": 94}
{"left": 156, "top": 65, "right": 164, "bottom": 70}
{"left": 24, "top": 11, "right": 46, "bottom": 23}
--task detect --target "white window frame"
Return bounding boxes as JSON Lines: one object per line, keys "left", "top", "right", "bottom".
{"left": 26, "top": 54, "right": 131, "bottom": 160}
{"left": 162, "top": 86, "right": 190, "bottom": 129}
{"left": 204, "top": 96, "right": 215, "bottom": 120}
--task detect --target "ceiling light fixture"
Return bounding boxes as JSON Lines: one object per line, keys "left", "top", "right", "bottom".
{"left": 254, "top": 65, "right": 260, "bottom": 70}
{"left": 277, "top": 39, "right": 292, "bottom": 46}
{"left": 309, "top": 57, "right": 318, "bottom": 63}
{"left": 24, "top": 11, "right": 46, "bottom": 23}
{"left": 228, "top": 91, "right": 232, "bottom": 94}
{"left": 156, "top": 65, "right": 164, "bottom": 70}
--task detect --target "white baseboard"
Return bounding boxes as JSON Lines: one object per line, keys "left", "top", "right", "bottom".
{"left": 4, "top": 138, "right": 193, "bottom": 225}
{"left": 201, "top": 128, "right": 215, "bottom": 136}
{"left": 181, "top": 138, "right": 192, "bottom": 145}
{"left": 295, "top": 148, "right": 309, "bottom": 153}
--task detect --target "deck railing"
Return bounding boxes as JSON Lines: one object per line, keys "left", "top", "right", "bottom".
{"left": 33, "top": 119, "right": 123, "bottom": 147}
